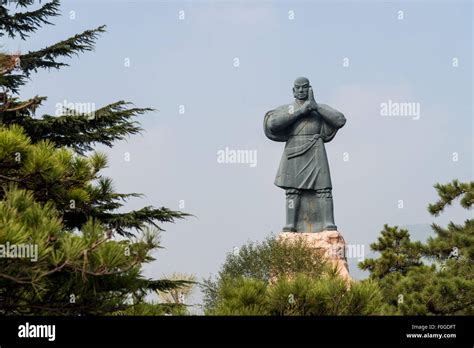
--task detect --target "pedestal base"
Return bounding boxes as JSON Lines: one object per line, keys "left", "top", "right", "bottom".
{"left": 278, "top": 230, "right": 351, "bottom": 282}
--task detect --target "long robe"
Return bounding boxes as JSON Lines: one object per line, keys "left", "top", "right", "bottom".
{"left": 264, "top": 102, "right": 346, "bottom": 191}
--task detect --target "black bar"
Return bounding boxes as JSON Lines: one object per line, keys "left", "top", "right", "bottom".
{"left": 0, "top": 316, "right": 472, "bottom": 346}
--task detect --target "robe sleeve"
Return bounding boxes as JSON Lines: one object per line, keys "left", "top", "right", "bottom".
{"left": 317, "top": 103, "right": 346, "bottom": 129}
{"left": 263, "top": 104, "right": 299, "bottom": 142}
{"left": 266, "top": 104, "right": 299, "bottom": 133}
{"left": 318, "top": 104, "right": 346, "bottom": 143}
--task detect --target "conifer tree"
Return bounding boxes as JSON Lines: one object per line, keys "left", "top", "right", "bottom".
{"left": 360, "top": 180, "right": 473, "bottom": 315}
{"left": 0, "top": 0, "right": 190, "bottom": 315}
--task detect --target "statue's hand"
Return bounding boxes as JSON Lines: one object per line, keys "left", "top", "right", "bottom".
{"left": 298, "top": 87, "right": 318, "bottom": 115}
{"left": 308, "top": 87, "right": 318, "bottom": 112}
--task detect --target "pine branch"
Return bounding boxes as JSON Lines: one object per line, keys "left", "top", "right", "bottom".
{"left": 6, "top": 101, "right": 153, "bottom": 154}
{"left": 138, "top": 278, "right": 195, "bottom": 292}
{"left": 98, "top": 207, "right": 191, "bottom": 237}
{"left": 0, "top": 0, "right": 60, "bottom": 39}
{"left": 1, "top": 25, "right": 105, "bottom": 92}
{"left": 428, "top": 180, "right": 474, "bottom": 216}
{"left": 88, "top": 177, "right": 143, "bottom": 211}
{"left": 0, "top": 74, "right": 26, "bottom": 94}
{"left": 9, "top": 0, "right": 48, "bottom": 8}
{"left": 20, "top": 25, "right": 106, "bottom": 75}
{"left": 2, "top": 94, "right": 45, "bottom": 113}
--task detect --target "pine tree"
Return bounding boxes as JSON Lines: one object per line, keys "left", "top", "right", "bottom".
{"left": 359, "top": 180, "right": 474, "bottom": 315}
{"left": 0, "top": 0, "right": 190, "bottom": 315}
{"left": 358, "top": 225, "right": 424, "bottom": 280}
{"left": 208, "top": 273, "right": 383, "bottom": 316}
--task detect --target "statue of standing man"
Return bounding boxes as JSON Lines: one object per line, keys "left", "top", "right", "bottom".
{"left": 264, "top": 77, "right": 346, "bottom": 233}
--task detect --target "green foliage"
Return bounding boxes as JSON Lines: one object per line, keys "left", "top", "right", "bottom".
{"left": 202, "top": 236, "right": 327, "bottom": 311}
{"left": 0, "top": 0, "right": 60, "bottom": 41}
{"left": 15, "top": 101, "right": 153, "bottom": 155}
{"left": 359, "top": 225, "right": 424, "bottom": 279}
{"left": 267, "top": 274, "right": 383, "bottom": 316}
{"left": 377, "top": 264, "right": 473, "bottom": 315}
{"left": 0, "top": 125, "right": 187, "bottom": 237}
{"left": 115, "top": 302, "right": 188, "bottom": 316}
{"left": 20, "top": 25, "right": 107, "bottom": 76}
{"left": 219, "top": 236, "right": 327, "bottom": 281}
{"left": 203, "top": 236, "right": 384, "bottom": 315}
{"left": 0, "top": 184, "right": 167, "bottom": 315}
{"left": 360, "top": 180, "right": 474, "bottom": 315}
{"left": 208, "top": 274, "right": 383, "bottom": 316}
{"left": 0, "top": 124, "right": 97, "bottom": 206}
{"left": 428, "top": 180, "right": 473, "bottom": 215}
{"left": 209, "top": 277, "right": 268, "bottom": 315}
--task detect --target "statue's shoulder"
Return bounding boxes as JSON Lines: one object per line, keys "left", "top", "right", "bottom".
{"left": 266, "top": 103, "right": 293, "bottom": 115}
{"left": 264, "top": 103, "right": 292, "bottom": 142}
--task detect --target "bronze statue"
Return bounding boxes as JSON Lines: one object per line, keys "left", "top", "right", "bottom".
{"left": 264, "top": 77, "right": 346, "bottom": 233}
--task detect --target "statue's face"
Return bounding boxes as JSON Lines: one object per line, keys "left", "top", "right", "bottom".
{"left": 293, "top": 81, "right": 310, "bottom": 101}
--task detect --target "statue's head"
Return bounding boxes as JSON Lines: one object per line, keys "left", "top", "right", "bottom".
{"left": 293, "top": 77, "right": 310, "bottom": 101}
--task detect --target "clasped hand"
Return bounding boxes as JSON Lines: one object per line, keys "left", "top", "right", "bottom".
{"left": 300, "top": 87, "right": 318, "bottom": 115}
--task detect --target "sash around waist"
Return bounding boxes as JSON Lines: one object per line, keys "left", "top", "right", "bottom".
{"left": 286, "top": 134, "right": 322, "bottom": 159}
{"left": 288, "top": 134, "right": 317, "bottom": 136}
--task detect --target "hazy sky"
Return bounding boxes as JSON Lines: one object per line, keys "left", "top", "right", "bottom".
{"left": 4, "top": 0, "right": 472, "bottom": 309}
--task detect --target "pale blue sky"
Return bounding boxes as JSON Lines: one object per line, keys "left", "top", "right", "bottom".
{"left": 3, "top": 0, "right": 472, "bottom": 309}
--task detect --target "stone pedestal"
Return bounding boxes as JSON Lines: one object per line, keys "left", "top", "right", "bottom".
{"left": 278, "top": 230, "right": 351, "bottom": 282}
